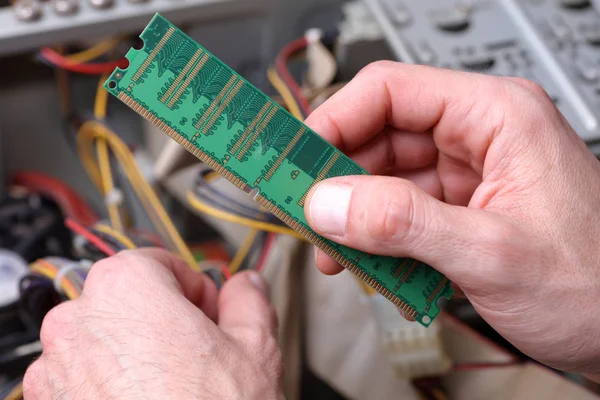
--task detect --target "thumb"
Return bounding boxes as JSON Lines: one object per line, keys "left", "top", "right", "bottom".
{"left": 218, "top": 271, "right": 277, "bottom": 344}
{"left": 304, "top": 175, "right": 515, "bottom": 283}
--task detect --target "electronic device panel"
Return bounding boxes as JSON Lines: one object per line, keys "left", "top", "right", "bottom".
{"left": 365, "top": 0, "right": 600, "bottom": 143}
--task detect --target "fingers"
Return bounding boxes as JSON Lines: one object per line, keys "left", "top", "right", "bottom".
{"left": 305, "top": 61, "right": 509, "bottom": 172}
{"left": 346, "top": 128, "right": 438, "bottom": 174}
{"left": 138, "top": 248, "right": 219, "bottom": 319}
{"left": 85, "top": 248, "right": 218, "bottom": 319}
{"left": 218, "top": 271, "right": 277, "bottom": 343}
{"left": 305, "top": 175, "right": 516, "bottom": 283}
{"left": 23, "top": 359, "right": 47, "bottom": 399}
{"left": 396, "top": 165, "right": 443, "bottom": 200}
{"left": 314, "top": 249, "right": 343, "bottom": 275}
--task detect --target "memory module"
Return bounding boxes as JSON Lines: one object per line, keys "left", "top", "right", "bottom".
{"left": 104, "top": 14, "right": 453, "bottom": 326}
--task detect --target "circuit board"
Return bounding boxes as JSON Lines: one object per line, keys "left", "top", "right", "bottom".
{"left": 104, "top": 14, "right": 453, "bottom": 326}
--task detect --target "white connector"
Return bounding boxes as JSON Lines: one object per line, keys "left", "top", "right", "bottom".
{"left": 305, "top": 27, "right": 337, "bottom": 90}
{"left": 368, "top": 294, "right": 451, "bottom": 379}
{"left": 104, "top": 188, "right": 123, "bottom": 206}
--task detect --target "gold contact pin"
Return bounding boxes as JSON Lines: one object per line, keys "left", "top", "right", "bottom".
{"left": 117, "top": 91, "right": 419, "bottom": 321}
{"left": 118, "top": 92, "right": 248, "bottom": 191}
{"left": 253, "top": 192, "right": 418, "bottom": 319}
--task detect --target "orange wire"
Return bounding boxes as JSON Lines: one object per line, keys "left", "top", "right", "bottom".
{"left": 35, "top": 259, "right": 81, "bottom": 299}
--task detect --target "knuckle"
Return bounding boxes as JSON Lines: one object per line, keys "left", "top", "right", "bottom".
{"left": 86, "top": 257, "right": 120, "bottom": 285}
{"left": 242, "top": 327, "right": 278, "bottom": 354}
{"left": 508, "top": 77, "right": 546, "bottom": 95}
{"left": 358, "top": 60, "right": 396, "bottom": 77}
{"left": 504, "top": 77, "right": 553, "bottom": 106}
{"left": 365, "top": 182, "right": 418, "bottom": 245}
{"left": 85, "top": 251, "right": 143, "bottom": 291}
{"left": 39, "top": 303, "right": 75, "bottom": 349}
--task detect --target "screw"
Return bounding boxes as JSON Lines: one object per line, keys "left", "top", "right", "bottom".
{"left": 52, "top": 0, "right": 78, "bottom": 16}
{"left": 13, "top": 0, "right": 42, "bottom": 22}
{"left": 88, "top": 0, "right": 114, "bottom": 10}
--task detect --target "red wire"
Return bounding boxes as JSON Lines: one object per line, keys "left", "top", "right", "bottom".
{"left": 219, "top": 263, "right": 232, "bottom": 280}
{"left": 275, "top": 37, "right": 312, "bottom": 116}
{"left": 128, "top": 228, "right": 165, "bottom": 248}
{"left": 40, "top": 48, "right": 128, "bottom": 75}
{"left": 11, "top": 172, "right": 98, "bottom": 226}
{"left": 64, "top": 218, "right": 117, "bottom": 257}
{"left": 255, "top": 233, "right": 277, "bottom": 273}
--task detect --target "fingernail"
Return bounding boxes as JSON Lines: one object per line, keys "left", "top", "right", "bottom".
{"left": 308, "top": 183, "right": 352, "bottom": 236}
{"left": 247, "top": 271, "right": 269, "bottom": 297}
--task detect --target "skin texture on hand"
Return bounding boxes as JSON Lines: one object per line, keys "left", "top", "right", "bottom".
{"left": 23, "top": 248, "right": 283, "bottom": 399}
{"left": 303, "top": 61, "right": 600, "bottom": 375}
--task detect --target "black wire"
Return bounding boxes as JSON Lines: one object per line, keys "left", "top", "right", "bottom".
{"left": 90, "top": 229, "right": 127, "bottom": 252}
{"left": 18, "top": 275, "right": 60, "bottom": 332}
{"left": 195, "top": 169, "right": 287, "bottom": 226}
{"left": 193, "top": 188, "right": 266, "bottom": 220}
{"left": 239, "top": 230, "right": 268, "bottom": 272}
{"left": 203, "top": 267, "right": 225, "bottom": 291}
{"left": 196, "top": 170, "right": 267, "bottom": 219}
{"left": 0, "top": 377, "right": 23, "bottom": 399}
{"left": 0, "top": 331, "right": 37, "bottom": 356}
{"left": 13, "top": 214, "right": 58, "bottom": 258}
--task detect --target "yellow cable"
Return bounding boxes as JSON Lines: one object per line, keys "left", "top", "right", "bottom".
{"left": 229, "top": 229, "right": 259, "bottom": 274}
{"left": 96, "top": 139, "right": 124, "bottom": 231}
{"left": 66, "top": 37, "right": 122, "bottom": 63}
{"left": 4, "top": 382, "right": 22, "bottom": 400}
{"left": 94, "top": 74, "right": 124, "bottom": 231}
{"left": 267, "top": 67, "right": 304, "bottom": 121}
{"left": 187, "top": 191, "right": 303, "bottom": 239}
{"left": 77, "top": 121, "right": 199, "bottom": 271}
{"left": 30, "top": 263, "right": 80, "bottom": 300}
{"left": 357, "top": 279, "right": 377, "bottom": 296}
{"left": 94, "top": 224, "right": 136, "bottom": 250}
{"left": 94, "top": 73, "right": 109, "bottom": 119}
{"left": 204, "top": 171, "right": 219, "bottom": 183}
{"left": 432, "top": 389, "right": 447, "bottom": 400}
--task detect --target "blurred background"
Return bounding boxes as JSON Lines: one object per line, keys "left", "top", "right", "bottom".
{"left": 1, "top": 0, "right": 600, "bottom": 399}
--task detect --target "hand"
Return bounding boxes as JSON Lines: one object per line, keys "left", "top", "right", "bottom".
{"left": 304, "top": 61, "right": 600, "bottom": 375}
{"left": 23, "top": 248, "right": 283, "bottom": 399}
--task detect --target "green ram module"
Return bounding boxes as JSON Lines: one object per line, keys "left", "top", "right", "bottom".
{"left": 104, "top": 14, "right": 453, "bottom": 326}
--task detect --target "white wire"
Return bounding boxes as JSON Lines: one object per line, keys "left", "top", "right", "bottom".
{"left": 53, "top": 262, "right": 84, "bottom": 293}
